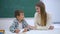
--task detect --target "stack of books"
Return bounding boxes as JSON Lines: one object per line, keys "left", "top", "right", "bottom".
{"left": 0, "top": 30, "right": 5, "bottom": 34}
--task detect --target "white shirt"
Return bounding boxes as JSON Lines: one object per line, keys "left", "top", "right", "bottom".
{"left": 18, "top": 22, "right": 22, "bottom": 30}
{"left": 18, "top": 22, "right": 25, "bottom": 34}
{"left": 34, "top": 12, "right": 53, "bottom": 30}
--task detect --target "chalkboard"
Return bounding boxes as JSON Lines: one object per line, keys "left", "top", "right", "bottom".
{"left": 0, "top": 0, "right": 39, "bottom": 18}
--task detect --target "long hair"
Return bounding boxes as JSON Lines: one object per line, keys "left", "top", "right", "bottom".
{"left": 36, "top": 1, "right": 47, "bottom": 26}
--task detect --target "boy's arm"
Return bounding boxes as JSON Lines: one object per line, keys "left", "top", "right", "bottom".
{"left": 9, "top": 22, "right": 16, "bottom": 33}
{"left": 23, "top": 20, "right": 29, "bottom": 28}
{"left": 24, "top": 20, "right": 35, "bottom": 30}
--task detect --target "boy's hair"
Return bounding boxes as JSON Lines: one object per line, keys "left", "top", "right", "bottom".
{"left": 15, "top": 10, "right": 24, "bottom": 18}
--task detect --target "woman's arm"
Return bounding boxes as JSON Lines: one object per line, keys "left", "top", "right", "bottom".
{"left": 47, "top": 13, "right": 54, "bottom": 30}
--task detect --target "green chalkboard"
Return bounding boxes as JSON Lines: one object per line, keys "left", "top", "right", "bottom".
{"left": 0, "top": 0, "right": 39, "bottom": 18}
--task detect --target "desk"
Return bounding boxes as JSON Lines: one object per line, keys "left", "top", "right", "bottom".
{"left": 26, "top": 28, "right": 60, "bottom": 34}
{"left": 5, "top": 28, "right": 60, "bottom": 34}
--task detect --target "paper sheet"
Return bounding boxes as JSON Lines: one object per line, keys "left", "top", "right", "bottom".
{"left": 16, "top": 29, "right": 26, "bottom": 34}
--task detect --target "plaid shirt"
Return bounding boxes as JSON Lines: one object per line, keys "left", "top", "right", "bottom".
{"left": 9, "top": 19, "right": 29, "bottom": 33}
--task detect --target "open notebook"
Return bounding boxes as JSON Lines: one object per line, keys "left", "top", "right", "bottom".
{"left": 16, "top": 29, "right": 26, "bottom": 34}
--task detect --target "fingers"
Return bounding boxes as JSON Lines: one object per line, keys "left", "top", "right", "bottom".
{"left": 49, "top": 26, "right": 54, "bottom": 30}
{"left": 15, "top": 29, "right": 20, "bottom": 33}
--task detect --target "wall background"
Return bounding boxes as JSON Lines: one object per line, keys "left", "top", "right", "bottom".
{"left": 0, "top": 0, "right": 39, "bottom": 18}
{"left": 0, "top": 0, "right": 60, "bottom": 23}
{"left": 41, "top": 0, "right": 60, "bottom": 22}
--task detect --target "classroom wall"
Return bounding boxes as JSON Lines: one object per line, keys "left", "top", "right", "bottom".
{"left": 0, "top": 0, "right": 39, "bottom": 18}
{"left": 0, "top": 0, "right": 60, "bottom": 22}
{"left": 41, "top": 0, "right": 60, "bottom": 22}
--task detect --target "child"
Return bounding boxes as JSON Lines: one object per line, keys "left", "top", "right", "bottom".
{"left": 9, "top": 10, "right": 33, "bottom": 34}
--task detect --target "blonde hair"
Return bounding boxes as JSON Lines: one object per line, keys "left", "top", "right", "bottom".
{"left": 36, "top": 1, "right": 47, "bottom": 26}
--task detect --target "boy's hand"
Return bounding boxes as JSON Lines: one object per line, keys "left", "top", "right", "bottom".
{"left": 49, "top": 26, "right": 54, "bottom": 30}
{"left": 23, "top": 28, "right": 27, "bottom": 32}
{"left": 15, "top": 29, "right": 20, "bottom": 33}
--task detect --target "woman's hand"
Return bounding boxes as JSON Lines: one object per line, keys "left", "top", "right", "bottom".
{"left": 28, "top": 25, "right": 36, "bottom": 30}
{"left": 31, "top": 26, "right": 36, "bottom": 30}
{"left": 15, "top": 29, "right": 20, "bottom": 33}
{"left": 49, "top": 26, "right": 54, "bottom": 30}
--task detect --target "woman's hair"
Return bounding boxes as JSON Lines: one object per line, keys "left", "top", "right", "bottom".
{"left": 15, "top": 10, "right": 24, "bottom": 18}
{"left": 36, "top": 1, "right": 47, "bottom": 26}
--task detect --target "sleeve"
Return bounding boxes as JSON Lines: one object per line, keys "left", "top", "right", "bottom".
{"left": 46, "top": 14, "right": 53, "bottom": 28}
{"left": 25, "top": 20, "right": 28, "bottom": 27}
{"left": 9, "top": 22, "right": 16, "bottom": 33}
{"left": 23, "top": 20, "right": 30, "bottom": 31}
{"left": 23, "top": 20, "right": 29, "bottom": 27}
{"left": 34, "top": 12, "right": 38, "bottom": 27}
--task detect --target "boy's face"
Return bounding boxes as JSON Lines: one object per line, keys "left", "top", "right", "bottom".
{"left": 17, "top": 13, "right": 24, "bottom": 21}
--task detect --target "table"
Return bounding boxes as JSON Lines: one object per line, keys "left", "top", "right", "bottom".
{"left": 26, "top": 28, "right": 60, "bottom": 34}
{"left": 5, "top": 28, "right": 60, "bottom": 34}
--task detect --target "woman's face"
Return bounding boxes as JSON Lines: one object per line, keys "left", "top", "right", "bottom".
{"left": 35, "top": 6, "right": 41, "bottom": 14}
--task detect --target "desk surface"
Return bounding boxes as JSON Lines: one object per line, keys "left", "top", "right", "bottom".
{"left": 5, "top": 28, "right": 60, "bottom": 34}
{"left": 26, "top": 29, "right": 60, "bottom": 34}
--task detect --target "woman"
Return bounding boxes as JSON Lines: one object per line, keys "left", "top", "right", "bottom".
{"left": 34, "top": 1, "right": 54, "bottom": 30}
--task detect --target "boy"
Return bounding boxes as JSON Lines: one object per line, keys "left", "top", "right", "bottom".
{"left": 9, "top": 10, "right": 33, "bottom": 34}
